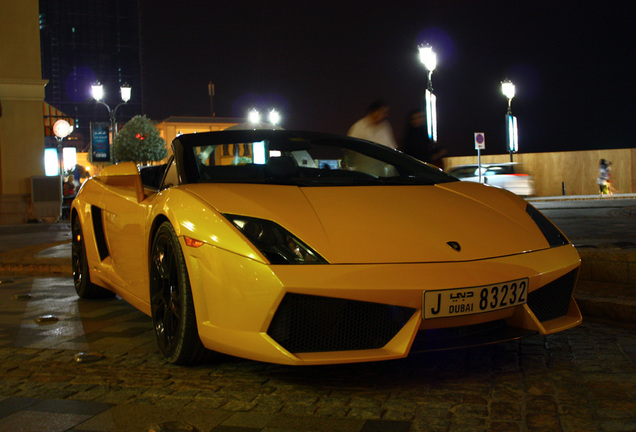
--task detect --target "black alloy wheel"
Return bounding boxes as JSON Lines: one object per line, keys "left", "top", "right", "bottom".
{"left": 149, "top": 221, "right": 207, "bottom": 364}
{"left": 71, "top": 215, "right": 112, "bottom": 299}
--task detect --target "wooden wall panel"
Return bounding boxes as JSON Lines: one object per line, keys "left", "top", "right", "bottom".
{"left": 444, "top": 149, "right": 634, "bottom": 196}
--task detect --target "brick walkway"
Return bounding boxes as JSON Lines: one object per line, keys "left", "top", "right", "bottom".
{"left": 1, "top": 276, "right": 635, "bottom": 431}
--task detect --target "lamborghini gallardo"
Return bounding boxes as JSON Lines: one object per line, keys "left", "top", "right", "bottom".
{"left": 70, "top": 129, "right": 582, "bottom": 365}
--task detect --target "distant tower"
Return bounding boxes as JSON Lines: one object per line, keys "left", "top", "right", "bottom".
{"left": 39, "top": 0, "right": 142, "bottom": 151}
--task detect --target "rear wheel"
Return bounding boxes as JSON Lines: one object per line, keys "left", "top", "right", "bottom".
{"left": 150, "top": 221, "right": 208, "bottom": 364}
{"left": 71, "top": 215, "right": 113, "bottom": 299}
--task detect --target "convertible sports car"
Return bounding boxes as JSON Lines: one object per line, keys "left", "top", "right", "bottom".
{"left": 70, "top": 129, "right": 582, "bottom": 366}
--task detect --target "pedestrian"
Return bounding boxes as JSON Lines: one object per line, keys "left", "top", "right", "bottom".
{"left": 73, "top": 164, "right": 83, "bottom": 189}
{"left": 597, "top": 159, "right": 610, "bottom": 196}
{"left": 401, "top": 109, "right": 428, "bottom": 160}
{"left": 607, "top": 161, "right": 616, "bottom": 196}
{"left": 401, "top": 109, "right": 446, "bottom": 168}
{"left": 347, "top": 99, "right": 397, "bottom": 149}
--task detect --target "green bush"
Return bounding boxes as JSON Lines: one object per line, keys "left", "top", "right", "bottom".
{"left": 112, "top": 115, "right": 168, "bottom": 163}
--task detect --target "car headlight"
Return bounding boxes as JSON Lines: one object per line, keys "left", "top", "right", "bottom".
{"left": 525, "top": 204, "right": 569, "bottom": 247}
{"left": 223, "top": 214, "right": 327, "bottom": 264}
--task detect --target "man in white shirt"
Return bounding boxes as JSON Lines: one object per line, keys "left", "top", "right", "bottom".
{"left": 347, "top": 99, "right": 397, "bottom": 149}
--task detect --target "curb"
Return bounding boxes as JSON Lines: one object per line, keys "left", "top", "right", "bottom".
{"left": 575, "top": 293, "right": 636, "bottom": 323}
{"left": 0, "top": 240, "right": 72, "bottom": 277}
{"left": 578, "top": 248, "right": 636, "bottom": 286}
{"left": 0, "top": 262, "right": 71, "bottom": 276}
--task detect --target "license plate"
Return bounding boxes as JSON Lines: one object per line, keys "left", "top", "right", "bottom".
{"left": 423, "top": 278, "right": 528, "bottom": 319}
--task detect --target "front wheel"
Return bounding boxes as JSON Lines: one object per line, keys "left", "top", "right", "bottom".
{"left": 149, "top": 221, "right": 208, "bottom": 365}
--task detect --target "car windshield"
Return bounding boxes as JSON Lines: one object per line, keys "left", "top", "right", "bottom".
{"left": 175, "top": 130, "right": 457, "bottom": 187}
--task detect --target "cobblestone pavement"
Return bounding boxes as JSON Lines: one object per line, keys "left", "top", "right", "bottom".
{"left": 0, "top": 277, "right": 635, "bottom": 432}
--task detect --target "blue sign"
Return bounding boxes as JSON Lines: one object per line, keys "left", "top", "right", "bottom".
{"left": 91, "top": 122, "right": 110, "bottom": 162}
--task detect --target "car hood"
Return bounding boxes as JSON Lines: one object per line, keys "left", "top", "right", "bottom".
{"left": 184, "top": 181, "right": 550, "bottom": 264}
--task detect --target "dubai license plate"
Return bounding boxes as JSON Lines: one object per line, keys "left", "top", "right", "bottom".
{"left": 423, "top": 278, "right": 528, "bottom": 319}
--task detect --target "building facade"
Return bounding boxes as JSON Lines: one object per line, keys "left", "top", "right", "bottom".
{"left": 0, "top": 1, "right": 48, "bottom": 224}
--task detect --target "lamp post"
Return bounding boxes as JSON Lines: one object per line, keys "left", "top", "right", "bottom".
{"left": 501, "top": 79, "right": 518, "bottom": 162}
{"left": 53, "top": 119, "right": 73, "bottom": 176}
{"left": 418, "top": 44, "right": 438, "bottom": 143}
{"left": 91, "top": 82, "right": 132, "bottom": 138}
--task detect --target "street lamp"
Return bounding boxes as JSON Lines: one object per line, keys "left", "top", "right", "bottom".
{"left": 91, "top": 82, "right": 132, "bottom": 137}
{"left": 418, "top": 44, "right": 437, "bottom": 88}
{"left": 501, "top": 79, "right": 515, "bottom": 113}
{"left": 268, "top": 109, "right": 281, "bottom": 125}
{"left": 418, "top": 44, "right": 438, "bottom": 143}
{"left": 501, "top": 79, "right": 518, "bottom": 162}
{"left": 247, "top": 108, "right": 282, "bottom": 127}
{"left": 247, "top": 109, "right": 261, "bottom": 125}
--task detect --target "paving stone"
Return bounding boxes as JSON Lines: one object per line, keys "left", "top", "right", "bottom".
{"left": 448, "top": 416, "right": 487, "bottom": 431}
{"left": 487, "top": 421, "right": 522, "bottom": 432}
{"left": 451, "top": 402, "right": 489, "bottom": 418}
{"left": 491, "top": 385, "right": 525, "bottom": 402}
{"left": 345, "top": 406, "right": 383, "bottom": 420}
{"left": 98, "top": 388, "right": 141, "bottom": 404}
{"left": 490, "top": 401, "right": 521, "bottom": 421}
{"left": 525, "top": 395, "right": 557, "bottom": 414}
{"left": 0, "top": 410, "right": 92, "bottom": 432}
{"left": 360, "top": 418, "right": 411, "bottom": 432}
{"left": 525, "top": 412, "right": 561, "bottom": 432}
{"left": 381, "top": 409, "right": 415, "bottom": 422}
{"left": 597, "top": 419, "right": 636, "bottom": 432}
{"left": 222, "top": 399, "right": 258, "bottom": 412}
{"left": 185, "top": 397, "right": 228, "bottom": 410}
{"left": 267, "top": 413, "right": 363, "bottom": 432}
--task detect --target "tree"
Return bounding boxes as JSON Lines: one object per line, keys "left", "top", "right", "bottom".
{"left": 112, "top": 115, "right": 168, "bottom": 163}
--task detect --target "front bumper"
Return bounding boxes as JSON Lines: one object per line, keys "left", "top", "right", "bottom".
{"left": 184, "top": 241, "right": 582, "bottom": 365}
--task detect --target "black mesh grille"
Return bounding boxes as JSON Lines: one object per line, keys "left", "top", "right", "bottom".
{"left": 267, "top": 293, "right": 416, "bottom": 353}
{"left": 527, "top": 270, "right": 578, "bottom": 322}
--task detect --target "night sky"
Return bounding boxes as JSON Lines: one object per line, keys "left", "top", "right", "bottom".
{"left": 139, "top": 1, "right": 635, "bottom": 157}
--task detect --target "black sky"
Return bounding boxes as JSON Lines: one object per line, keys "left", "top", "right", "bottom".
{"left": 139, "top": 0, "right": 635, "bottom": 157}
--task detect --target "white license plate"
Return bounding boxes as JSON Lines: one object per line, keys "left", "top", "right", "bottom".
{"left": 423, "top": 278, "right": 528, "bottom": 319}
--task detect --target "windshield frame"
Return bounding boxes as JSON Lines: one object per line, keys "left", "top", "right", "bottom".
{"left": 172, "top": 129, "right": 458, "bottom": 187}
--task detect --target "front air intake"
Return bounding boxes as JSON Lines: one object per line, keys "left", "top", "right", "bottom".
{"left": 527, "top": 270, "right": 578, "bottom": 322}
{"left": 268, "top": 293, "right": 415, "bottom": 353}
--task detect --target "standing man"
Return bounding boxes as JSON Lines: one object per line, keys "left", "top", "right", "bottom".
{"left": 348, "top": 99, "right": 397, "bottom": 149}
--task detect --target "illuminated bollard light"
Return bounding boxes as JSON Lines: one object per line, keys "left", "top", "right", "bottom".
{"left": 74, "top": 352, "right": 105, "bottom": 363}
{"left": 35, "top": 314, "right": 59, "bottom": 324}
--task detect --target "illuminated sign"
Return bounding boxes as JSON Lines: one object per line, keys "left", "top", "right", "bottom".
{"left": 425, "top": 89, "right": 437, "bottom": 143}
{"left": 506, "top": 114, "right": 518, "bottom": 153}
{"left": 91, "top": 122, "right": 110, "bottom": 162}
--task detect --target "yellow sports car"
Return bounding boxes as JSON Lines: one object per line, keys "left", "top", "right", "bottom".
{"left": 71, "top": 129, "right": 582, "bottom": 365}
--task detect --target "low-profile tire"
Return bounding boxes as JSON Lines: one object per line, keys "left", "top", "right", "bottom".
{"left": 150, "top": 221, "right": 208, "bottom": 365}
{"left": 71, "top": 215, "right": 113, "bottom": 299}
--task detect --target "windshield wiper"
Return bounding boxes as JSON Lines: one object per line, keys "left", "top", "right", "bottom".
{"left": 293, "top": 177, "right": 382, "bottom": 186}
